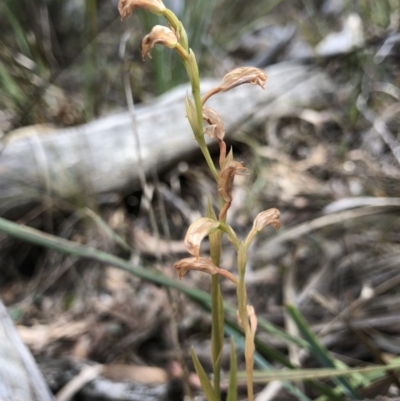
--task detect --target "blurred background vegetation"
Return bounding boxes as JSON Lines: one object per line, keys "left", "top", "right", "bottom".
{"left": 1, "top": 0, "right": 396, "bottom": 130}
{"left": 1, "top": 0, "right": 400, "bottom": 400}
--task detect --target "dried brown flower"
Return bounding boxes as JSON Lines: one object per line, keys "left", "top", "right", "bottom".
{"left": 245, "top": 208, "right": 280, "bottom": 247}
{"left": 219, "top": 67, "right": 267, "bottom": 92}
{"left": 174, "top": 257, "right": 218, "bottom": 279}
{"left": 142, "top": 25, "right": 179, "bottom": 59}
{"left": 118, "top": 0, "right": 166, "bottom": 19}
{"left": 252, "top": 208, "right": 281, "bottom": 231}
{"left": 218, "top": 161, "right": 247, "bottom": 203}
{"left": 202, "top": 107, "right": 225, "bottom": 141}
{"left": 174, "top": 257, "right": 237, "bottom": 284}
{"left": 184, "top": 218, "right": 220, "bottom": 259}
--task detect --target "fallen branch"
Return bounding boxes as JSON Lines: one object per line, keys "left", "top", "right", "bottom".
{"left": 0, "top": 63, "right": 333, "bottom": 212}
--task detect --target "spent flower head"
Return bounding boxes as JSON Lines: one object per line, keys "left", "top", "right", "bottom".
{"left": 245, "top": 208, "right": 281, "bottom": 247}
{"left": 252, "top": 208, "right": 281, "bottom": 232}
{"left": 202, "top": 66, "right": 268, "bottom": 104}
{"left": 202, "top": 107, "right": 225, "bottom": 141}
{"left": 174, "top": 257, "right": 218, "bottom": 279}
{"left": 184, "top": 218, "right": 220, "bottom": 259}
{"left": 142, "top": 25, "right": 180, "bottom": 60}
{"left": 219, "top": 67, "right": 267, "bottom": 92}
{"left": 174, "top": 257, "right": 237, "bottom": 284}
{"left": 218, "top": 161, "right": 247, "bottom": 203}
{"left": 118, "top": 0, "right": 166, "bottom": 19}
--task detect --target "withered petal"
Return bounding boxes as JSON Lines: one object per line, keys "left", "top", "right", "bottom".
{"left": 118, "top": 0, "right": 166, "bottom": 19}
{"left": 174, "top": 257, "right": 218, "bottom": 279}
{"left": 142, "top": 25, "right": 178, "bottom": 59}
{"left": 202, "top": 107, "right": 225, "bottom": 141}
{"left": 174, "top": 257, "right": 237, "bottom": 284}
{"left": 218, "top": 67, "right": 267, "bottom": 92}
{"left": 184, "top": 218, "right": 220, "bottom": 259}
{"left": 218, "top": 161, "right": 247, "bottom": 203}
{"left": 253, "top": 208, "right": 280, "bottom": 232}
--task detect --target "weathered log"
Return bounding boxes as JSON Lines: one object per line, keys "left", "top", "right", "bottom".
{"left": 38, "top": 357, "right": 176, "bottom": 401}
{"left": 0, "top": 300, "right": 55, "bottom": 401}
{"left": 0, "top": 62, "right": 334, "bottom": 212}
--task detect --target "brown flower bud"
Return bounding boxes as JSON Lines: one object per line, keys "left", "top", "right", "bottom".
{"left": 142, "top": 25, "right": 179, "bottom": 60}
{"left": 218, "top": 67, "right": 267, "bottom": 92}
{"left": 202, "top": 107, "right": 225, "bottom": 141}
{"left": 218, "top": 161, "right": 247, "bottom": 203}
{"left": 252, "top": 208, "right": 280, "bottom": 232}
{"left": 118, "top": 0, "right": 166, "bottom": 19}
{"left": 184, "top": 218, "right": 220, "bottom": 259}
{"left": 174, "top": 257, "right": 238, "bottom": 284}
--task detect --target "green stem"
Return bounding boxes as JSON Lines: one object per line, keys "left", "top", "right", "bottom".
{"left": 193, "top": 94, "right": 218, "bottom": 180}
{"left": 237, "top": 243, "right": 254, "bottom": 401}
{"left": 209, "top": 215, "right": 223, "bottom": 398}
{"left": 164, "top": 9, "right": 218, "bottom": 180}
{"left": 163, "top": 8, "right": 188, "bottom": 51}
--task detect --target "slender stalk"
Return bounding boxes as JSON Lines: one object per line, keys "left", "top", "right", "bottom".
{"left": 185, "top": 52, "right": 218, "bottom": 180}
{"left": 163, "top": 7, "right": 218, "bottom": 180}
{"left": 237, "top": 244, "right": 254, "bottom": 401}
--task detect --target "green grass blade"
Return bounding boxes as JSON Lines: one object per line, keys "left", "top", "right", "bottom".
{"left": 0, "top": 61, "right": 27, "bottom": 108}
{"left": 285, "top": 304, "right": 363, "bottom": 400}
{"left": 257, "top": 316, "right": 310, "bottom": 350}
{"left": 83, "top": 208, "right": 135, "bottom": 254}
{"left": 191, "top": 347, "right": 219, "bottom": 401}
{"left": 0, "top": 216, "right": 212, "bottom": 307}
{"left": 241, "top": 361, "right": 400, "bottom": 383}
{"left": 2, "top": 2, "right": 32, "bottom": 58}
{"left": 224, "top": 325, "right": 312, "bottom": 401}
{"left": 254, "top": 334, "right": 346, "bottom": 401}
{"left": 226, "top": 337, "right": 238, "bottom": 401}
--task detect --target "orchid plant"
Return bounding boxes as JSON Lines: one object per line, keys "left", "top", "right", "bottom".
{"left": 118, "top": 1, "right": 280, "bottom": 399}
